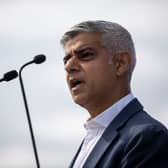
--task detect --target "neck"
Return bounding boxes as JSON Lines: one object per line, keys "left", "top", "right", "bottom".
{"left": 87, "top": 89, "right": 130, "bottom": 119}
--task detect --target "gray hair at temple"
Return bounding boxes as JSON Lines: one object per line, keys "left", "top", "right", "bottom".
{"left": 60, "top": 20, "right": 136, "bottom": 75}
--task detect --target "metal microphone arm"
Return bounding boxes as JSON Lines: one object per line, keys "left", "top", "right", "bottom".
{"left": 19, "top": 61, "right": 40, "bottom": 168}
{"left": 0, "top": 78, "right": 4, "bottom": 82}
{"left": 1, "top": 55, "right": 45, "bottom": 168}
{"left": 18, "top": 54, "right": 46, "bottom": 168}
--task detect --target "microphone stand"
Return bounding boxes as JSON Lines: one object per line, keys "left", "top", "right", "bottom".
{"left": 19, "top": 61, "right": 40, "bottom": 168}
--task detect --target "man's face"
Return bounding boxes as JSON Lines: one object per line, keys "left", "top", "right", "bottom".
{"left": 63, "top": 32, "right": 118, "bottom": 112}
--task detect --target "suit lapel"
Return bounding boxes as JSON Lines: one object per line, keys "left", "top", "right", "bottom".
{"left": 83, "top": 98, "right": 143, "bottom": 167}
{"left": 83, "top": 130, "right": 118, "bottom": 168}
{"left": 68, "top": 140, "right": 84, "bottom": 168}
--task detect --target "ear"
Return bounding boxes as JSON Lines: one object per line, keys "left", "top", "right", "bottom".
{"left": 113, "top": 52, "right": 131, "bottom": 76}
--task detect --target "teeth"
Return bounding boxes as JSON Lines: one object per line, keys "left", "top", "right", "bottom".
{"left": 71, "top": 80, "right": 82, "bottom": 88}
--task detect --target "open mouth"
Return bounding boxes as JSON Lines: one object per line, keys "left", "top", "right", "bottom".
{"left": 70, "top": 79, "right": 83, "bottom": 89}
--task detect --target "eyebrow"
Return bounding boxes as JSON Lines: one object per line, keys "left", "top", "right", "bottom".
{"left": 63, "top": 46, "right": 94, "bottom": 60}
{"left": 74, "top": 47, "right": 93, "bottom": 55}
{"left": 63, "top": 45, "right": 97, "bottom": 62}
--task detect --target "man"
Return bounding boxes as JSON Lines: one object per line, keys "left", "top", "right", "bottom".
{"left": 60, "top": 20, "right": 168, "bottom": 168}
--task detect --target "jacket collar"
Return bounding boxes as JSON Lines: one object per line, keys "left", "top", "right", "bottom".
{"left": 69, "top": 98, "right": 143, "bottom": 168}
{"left": 83, "top": 98, "right": 143, "bottom": 168}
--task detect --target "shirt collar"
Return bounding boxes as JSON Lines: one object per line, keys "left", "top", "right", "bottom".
{"left": 84, "top": 93, "right": 135, "bottom": 130}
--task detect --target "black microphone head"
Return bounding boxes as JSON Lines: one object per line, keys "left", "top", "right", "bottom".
{"left": 4, "top": 70, "right": 18, "bottom": 81}
{"left": 33, "top": 54, "right": 46, "bottom": 64}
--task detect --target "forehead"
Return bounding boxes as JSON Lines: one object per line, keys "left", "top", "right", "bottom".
{"left": 64, "top": 32, "right": 103, "bottom": 54}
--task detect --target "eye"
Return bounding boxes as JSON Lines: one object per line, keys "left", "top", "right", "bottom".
{"left": 78, "top": 50, "right": 95, "bottom": 61}
{"left": 63, "top": 55, "right": 71, "bottom": 65}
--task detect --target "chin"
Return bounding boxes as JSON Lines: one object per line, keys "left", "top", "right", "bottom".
{"left": 72, "top": 94, "right": 89, "bottom": 108}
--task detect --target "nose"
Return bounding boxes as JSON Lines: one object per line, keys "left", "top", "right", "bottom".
{"left": 65, "top": 56, "right": 80, "bottom": 74}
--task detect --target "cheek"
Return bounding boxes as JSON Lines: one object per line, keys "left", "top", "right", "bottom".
{"left": 82, "top": 58, "right": 114, "bottom": 85}
{"left": 87, "top": 65, "right": 115, "bottom": 89}
{"left": 87, "top": 64, "right": 110, "bottom": 79}
{"left": 86, "top": 68, "right": 105, "bottom": 90}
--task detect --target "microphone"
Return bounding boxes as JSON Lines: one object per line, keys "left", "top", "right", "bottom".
{"left": 33, "top": 55, "right": 46, "bottom": 64}
{"left": 20, "top": 54, "right": 46, "bottom": 70}
{"left": 0, "top": 70, "right": 18, "bottom": 82}
{"left": 19, "top": 54, "right": 46, "bottom": 168}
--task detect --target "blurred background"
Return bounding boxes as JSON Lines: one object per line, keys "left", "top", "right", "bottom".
{"left": 0, "top": 0, "right": 168, "bottom": 167}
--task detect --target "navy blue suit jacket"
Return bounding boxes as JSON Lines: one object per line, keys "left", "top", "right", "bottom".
{"left": 69, "top": 98, "right": 168, "bottom": 168}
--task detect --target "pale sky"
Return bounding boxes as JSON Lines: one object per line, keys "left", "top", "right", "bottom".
{"left": 0, "top": 0, "right": 168, "bottom": 167}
